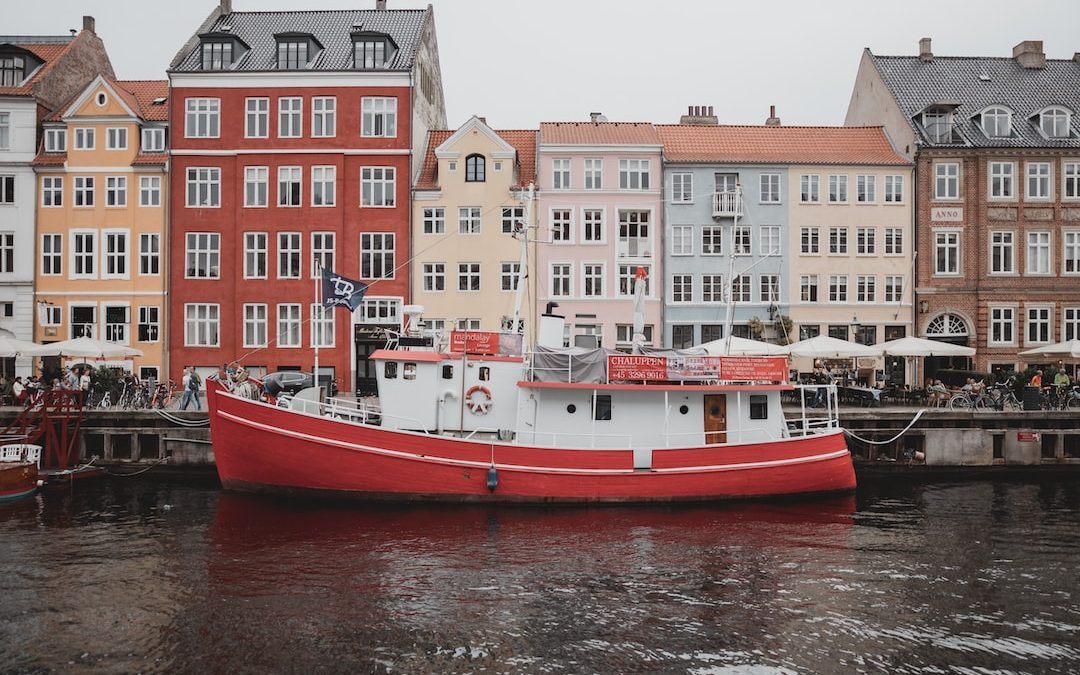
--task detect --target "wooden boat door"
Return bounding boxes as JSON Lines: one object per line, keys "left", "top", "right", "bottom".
{"left": 704, "top": 394, "right": 727, "bottom": 445}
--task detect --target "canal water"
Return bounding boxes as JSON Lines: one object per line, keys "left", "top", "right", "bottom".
{"left": 2, "top": 479, "right": 1079, "bottom": 674}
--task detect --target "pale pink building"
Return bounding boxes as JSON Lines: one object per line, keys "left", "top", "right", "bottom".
{"left": 536, "top": 122, "right": 664, "bottom": 349}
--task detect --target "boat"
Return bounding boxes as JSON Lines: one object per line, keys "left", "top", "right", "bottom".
{"left": 0, "top": 445, "right": 41, "bottom": 503}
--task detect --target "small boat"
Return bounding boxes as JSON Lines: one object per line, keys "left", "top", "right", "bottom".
{"left": 0, "top": 445, "right": 41, "bottom": 503}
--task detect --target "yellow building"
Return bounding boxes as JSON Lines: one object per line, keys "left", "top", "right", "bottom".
{"left": 33, "top": 77, "right": 169, "bottom": 379}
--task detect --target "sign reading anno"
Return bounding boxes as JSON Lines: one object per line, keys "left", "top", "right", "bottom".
{"left": 931, "top": 207, "right": 963, "bottom": 222}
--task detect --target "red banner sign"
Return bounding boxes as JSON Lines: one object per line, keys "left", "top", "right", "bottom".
{"left": 1017, "top": 430, "right": 1040, "bottom": 443}
{"left": 606, "top": 355, "right": 788, "bottom": 383}
{"left": 450, "top": 331, "right": 500, "bottom": 355}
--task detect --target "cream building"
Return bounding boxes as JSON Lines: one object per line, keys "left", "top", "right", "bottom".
{"left": 411, "top": 117, "right": 537, "bottom": 343}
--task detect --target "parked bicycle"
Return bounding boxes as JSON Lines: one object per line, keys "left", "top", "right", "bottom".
{"left": 986, "top": 379, "right": 1022, "bottom": 412}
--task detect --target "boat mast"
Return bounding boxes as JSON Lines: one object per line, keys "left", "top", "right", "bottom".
{"left": 631, "top": 266, "right": 648, "bottom": 354}
{"left": 510, "top": 183, "right": 533, "bottom": 344}
{"left": 722, "top": 184, "right": 743, "bottom": 356}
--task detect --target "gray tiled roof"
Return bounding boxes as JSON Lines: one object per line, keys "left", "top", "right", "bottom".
{"left": 172, "top": 9, "right": 428, "bottom": 73}
{"left": 871, "top": 53, "right": 1080, "bottom": 148}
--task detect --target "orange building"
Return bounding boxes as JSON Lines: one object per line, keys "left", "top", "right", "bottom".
{"left": 33, "top": 76, "right": 169, "bottom": 380}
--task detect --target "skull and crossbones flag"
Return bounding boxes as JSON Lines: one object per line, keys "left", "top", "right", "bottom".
{"left": 321, "top": 268, "right": 369, "bottom": 311}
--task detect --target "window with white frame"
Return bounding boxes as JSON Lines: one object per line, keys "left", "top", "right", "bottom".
{"left": 990, "top": 306, "right": 1015, "bottom": 344}
{"left": 311, "top": 232, "right": 334, "bottom": 275}
{"left": 672, "top": 173, "right": 692, "bottom": 203}
{"left": 551, "top": 209, "right": 572, "bottom": 242}
{"left": 0, "top": 175, "right": 11, "bottom": 205}
{"left": 828, "top": 174, "right": 848, "bottom": 202}
{"left": 1065, "top": 231, "right": 1080, "bottom": 274}
{"left": 45, "top": 128, "right": 65, "bottom": 152}
{"left": 500, "top": 262, "right": 520, "bottom": 291}
{"left": 1040, "top": 108, "right": 1071, "bottom": 138}
{"left": 185, "top": 98, "right": 220, "bottom": 138}
{"left": 458, "top": 262, "right": 481, "bottom": 292}
{"left": 759, "top": 173, "right": 780, "bottom": 203}
{"left": 361, "top": 233, "right": 395, "bottom": 279}
{"left": 615, "top": 324, "right": 654, "bottom": 348}
{"left": 74, "top": 176, "right": 94, "bottom": 207}
{"left": 701, "top": 226, "right": 722, "bottom": 255}
{"left": 184, "top": 303, "right": 219, "bottom": 346}
{"left": 277, "top": 304, "right": 301, "bottom": 347}
{"left": 760, "top": 226, "right": 780, "bottom": 255}
{"left": 670, "top": 225, "right": 693, "bottom": 256}
{"left": 1064, "top": 307, "right": 1080, "bottom": 341}
{"left": 185, "top": 232, "right": 220, "bottom": 279}
{"left": 422, "top": 262, "right": 445, "bottom": 291}
{"left": 829, "top": 227, "right": 848, "bottom": 254}
{"left": 856, "top": 227, "right": 876, "bottom": 255}
{"left": 103, "top": 231, "right": 128, "bottom": 278}
{"left": 456, "top": 318, "right": 481, "bottom": 331}
{"left": 360, "top": 167, "right": 395, "bottom": 206}
{"left": 244, "top": 232, "right": 267, "bottom": 279}
{"left": 800, "top": 174, "right": 820, "bottom": 203}
{"left": 702, "top": 274, "right": 724, "bottom": 303}
{"left": 990, "top": 231, "right": 1014, "bottom": 274}
{"left": 800, "top": 274, "right": 819, "bottom": 302}
{"left": 549, "top": 263, "right": 571, "bottom": 297}
{"left": 142, "top": 127, "right": 165, "bottom": 152}
{"left": 583, "top": 209, "right": 605, "bottom": 244}
{"left": 981, "top": 107, "right": 1011, "bottom": 137}
{"left": 458, "top": 206, "right": 481, "bottom": 234}
{"left": 935, "top": 163, "right": 959, "bottom": 200}
{"left": 583, "top": 263, "right": 604, "bottom": 297}
{"left": 884, "top": 175, "right": 904, "bottom": 202}
{"left": 243, "top": 304, "right": 268, "bottom": 348}
{"left": 828, "top": 275, "right": 848, "bottom": 302}
{"left": 42, "top": 176, "right": 62, "bottom": 207}
{"left": 856, "top": 275, "right": 875, "bottom": 303}
{"left": 884, "top": 275, "right": 903, "bottom": 303}
{"left": 361, "top": 97, "right": 396, "bottom": 137}
{"left": 137, "top": 306, "right": 159, "bottom": 343}
{"left": 72, "top": 232, "right": 95, "bottom": 277}
{"left": 74, "top": 127, "right": 95, "bottom": 150}
{"left": 1026, "top": 306, "right": 1051, "bottom": 344}
{"left": 423, "top": 207, "right": 445, "bottom": 234}
{"left": 733, "top": 226, "right": 752, "bottom": 255}
{"left": 935, "top": 231, "right": 960, "bottom": 275}
{"left": 277, "top": 232, "right": 301, "bottom": 279}
{"left": 731, "top": 274, "right": 751, "bottom": 303}
{"left": 244, "top": 166, "right": 267, "bottom": 207}
{"left": 671, "top": 274, "right": 693, "bottom": 303}
{"left": 501, "top": 206, "right": 524, "bottom": 234}
{"left": 760, "top": 274, "right": 780, "bottom": 303}
{"left": 278, "top": 166, "right": 301, "bottom": 206}
{"left": 1027, "top": 231, "right": 1051, "bottom": 274}
{"left": 989, "top": 161, "right": 1014, "bottom": 199}
{"left": 856, "top": 175, "right": 876, "bottom": 202}
{"left": 139, "top": 176, "right": 161, "bottom": 207}
{"left": 139, "top": 233, "right": 159, "bottom": 275}
{"left": 359, "top": 298, "right": 401, "bottom": 326}
{"left": 0, "top": 113, "right": 8, "bottom": 149}
{"left": 884, "top": 227, "right": 903, "bottom": 255}
{"left": 618, "top": 210, "right": 650, "bottom": 257}
{"left": 105, "top": 176, "right": 126, "bottom": 207}
{"left": 312, "top": 97, "right": 336, "bottom": 137}
{"left": 584, "top": 158, "right": 602, "bottom": 190}
{"left": 1066, "top": 162, "right": 1080, "bottom": 199}
{"left": 0, "top": 232, "right": 11, "bottom": 274}
{"left": 801, "top": 227, "right": 819, "bottom": 254}
{"left": 102, "top": 305, "right": 129, "bottom": 343}
{"left": 186, "top": 167, "right": 220, "bottom": 207}
{"left": 311, "top": 165, "right": 335, "bottom": 206}
{"left": 1026, "top": 162, "right": 1051, "bottom": 200}
{"left": 106, "top": 127, "right": 127, "bottom": 150}
{"left": 278, "top": 97, "right": 302, "bottom": 138}
{"left": 619, "top": 159, "right": 649, "bottom": 190}
{"left": 41, "top": 233, "right": 61, "bottom": 276}
{"left": 245, "top": 98, "right": 269, "bottom": 138}
{"left": 618, "top": 264, "right": 651, "bottom": 296}
{"left": 552, "top": 158, "right": 571, "bottom": 190}
{"left": 311, "top": 304, "right": 335, "bottom": 347}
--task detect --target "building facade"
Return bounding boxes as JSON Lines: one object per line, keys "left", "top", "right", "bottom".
{"left": 33, "top": 77, "right": 169, "bottom": 379}
{"left": 847, "top": 38, "right": 1080, "bottom": 374}
{"left": 536, "top": 121, "right": 663, "bottom": 350}
{"left": 0, "top": 19, "right": 113, "bottom": 375}
{"left": 167, "top": 2, "right": 445, "bottom": 392}
{"left": 411, "top": 117, "right": 537, "bottom": 343}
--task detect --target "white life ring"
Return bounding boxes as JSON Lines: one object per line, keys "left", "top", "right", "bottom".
{"left": 465, "top": 385, "right": 493, "bottom": 415}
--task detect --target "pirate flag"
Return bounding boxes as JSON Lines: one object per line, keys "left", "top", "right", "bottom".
{"left": 321, "top": 268, "right": 368, "bottom": 312}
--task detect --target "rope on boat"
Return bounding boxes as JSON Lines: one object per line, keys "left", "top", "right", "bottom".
{"left": 100, "top": 457, "right": 170, "bottom": 477}
{"left": 153, "top": 408, "right": 210, "bottom": 427}
{"left": 843, "top": 409, "right": 927, "bottom": 445}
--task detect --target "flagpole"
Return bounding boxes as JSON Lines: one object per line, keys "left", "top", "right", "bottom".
{"left": 314, "top": 258, "right": 321, "bottom": 398}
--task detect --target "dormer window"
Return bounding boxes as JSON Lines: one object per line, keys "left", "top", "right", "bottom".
{"left": 198, "top": 33, "right": 248, "bottom": 71}
{"left": 922, "top": 111, "right": 953, "bottom": 143}
{"left": 1039, "top": 107, "right": 1071, "bottom": 138}
{"left": 980, "top": 106, "right": 1012, "bottom": 137}
{"left": 0, "top": 54, "right": 25, "bottom": 86}
{"left": 275, "top": 33, "right": 321, "bottom": 70}
{"left": 466, "top": 154, "right": 486, "bottom": 182}
{"left": 352, "top": 31, "right": 397, "bottom": 69}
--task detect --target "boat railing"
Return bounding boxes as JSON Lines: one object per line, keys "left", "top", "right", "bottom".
{"left": 789, "top": 384, "right": 841, "bottom": 437}
{"left": 519, "top": 430, "right": 635, "bottom": 449}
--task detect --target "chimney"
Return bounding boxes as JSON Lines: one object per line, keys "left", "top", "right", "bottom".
{"left": 478, "top": 116, "right": 486, "bottom": 125}
{"left": 376, "top": 0, "right": 387, "bottom": 9}
{"left": 679, "top": 104, "right": 718, "bottom": 125}
{"left": 919, "top": 37, "right": 932, "bottom": 62}
{"left": 82, "top": 16, "right": 96, "bottom": 34}
{"left": 1013, "top": 40, "right": 1046, "bottom": 69}
{"left": 765, "top": 105, "right": 781, "bottom": 126}
{"left": 219, "top": 0, "right": 232, "bottom": 13}
{"left": 590, "top": 112, "right": 602, "bottom": 123}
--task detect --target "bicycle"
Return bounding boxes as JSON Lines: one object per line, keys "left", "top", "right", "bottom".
{"left": 986, "top": 380, "right": 1022, "bottom": 412}
{"left": 151, "top": 380, "right": 176, "bottom": 409}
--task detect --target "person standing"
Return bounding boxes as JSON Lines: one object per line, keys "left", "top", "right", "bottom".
{"left": 79, "top": 367, "right": 91, "bottom": 393}
{"left": 189, "top": 368, "right": 203, "bottom": 410}
{"left": 179, "top": 366, "right": 194, "bottom": 411}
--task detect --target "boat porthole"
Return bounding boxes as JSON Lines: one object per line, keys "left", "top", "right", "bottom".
{"left": 567, "top": 404, "right": 576, "bottom": 414}
{"left": 710, "top": 406, "right": 721, "bottom": 417}
{"left": 679, "top": 405, "right": 689, "bottom": 415}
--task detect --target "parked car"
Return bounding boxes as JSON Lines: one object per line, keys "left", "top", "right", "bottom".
{"left": 262, "top": 371, "right": 344, "bottom": 398}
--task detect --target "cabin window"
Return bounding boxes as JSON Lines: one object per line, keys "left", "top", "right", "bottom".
{"left": 384, "top": 362, "right": 398, "bottom": 379}
{"left": 403, "top": 363, "right": 416, "bottom": 380}
{"left": 479, "top": 366, "right": 491, "bottom": 381}
{"left": 749, "top": 395, "right": 768, "bottom": 420}
{"left": 566, "top": 404, "right": 577, "bottom": 414}
{"left": 593, "top": 395, "right": 612, "bottom": 421}
{"left": 679, "top": 405, "right": 689, "bottom": 415}
{"left": 442, "top": 364, "right": 453, "bottom": 379}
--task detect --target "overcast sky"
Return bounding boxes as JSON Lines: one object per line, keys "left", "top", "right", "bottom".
{"left": 9, "top": 0, "right": 1080, "bottom": 129}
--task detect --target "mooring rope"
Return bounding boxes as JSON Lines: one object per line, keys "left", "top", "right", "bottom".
{"left": 843, "top": 409, "right": 927, "bottom": 445}
{"left": 100, "top": 457, "right": 169, "bottom": 477}
{"left": 153, "top": 408, "right": 210, "bottom": 427}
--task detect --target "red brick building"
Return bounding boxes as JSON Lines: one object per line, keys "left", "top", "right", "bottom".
{"left": 847, "top": 39, "right": 1080, "bottom": 375}
{"left": 167, "top": 1, "right": 445, "bottom": 392}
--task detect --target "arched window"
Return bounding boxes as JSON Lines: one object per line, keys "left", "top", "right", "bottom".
{"left": 1040, "top": 107, "right": 1071, "bottom": 138}
{"left": 925, "top": 313, "right": 969, "bottom": 337}
{"left": 465, "top": 154, "right": 485, "bottom": 182}
{"left": 981, "top": 107, "right": 1011, "bottom": 138}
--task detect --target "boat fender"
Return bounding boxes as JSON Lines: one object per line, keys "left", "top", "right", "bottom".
{"left": 486, "top": 465, "right": 498, "bottom": 492}
{"left": 465, "top": 385, "right": 493, "bottom": 415}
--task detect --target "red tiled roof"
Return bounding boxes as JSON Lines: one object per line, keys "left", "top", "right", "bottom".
{"left": 32, "top": 153, "right": 66, "bottom": 166}
{"left": 132, "top": 153, "right": 168, "bottom": 166}
{"left": 654, "top": 124, "right": 911, "bottom": 166}
{"left": 115, "top": 80, "right": 169, "bottom": 121}
{"left": 415, "top": 129, "right": 537, "bottom": 190}
{"left": 0, "top": 38, "right": 78, "bottom": 96}
{"left": 539, "top": 122, "right": 661, "bottom": 146}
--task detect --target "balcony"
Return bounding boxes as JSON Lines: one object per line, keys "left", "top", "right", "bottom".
{"left": 712, "top": 191, "right": 742, "bottom": 218}
{"left": 617, "top": 237, "right": 652, "bottom": 259}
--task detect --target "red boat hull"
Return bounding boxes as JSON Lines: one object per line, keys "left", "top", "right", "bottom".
{"left": 0, "top": 462, "right": 38, "bottom": 503}
{"left": 208, "top": 387, "right": 856, "bottom": 503}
